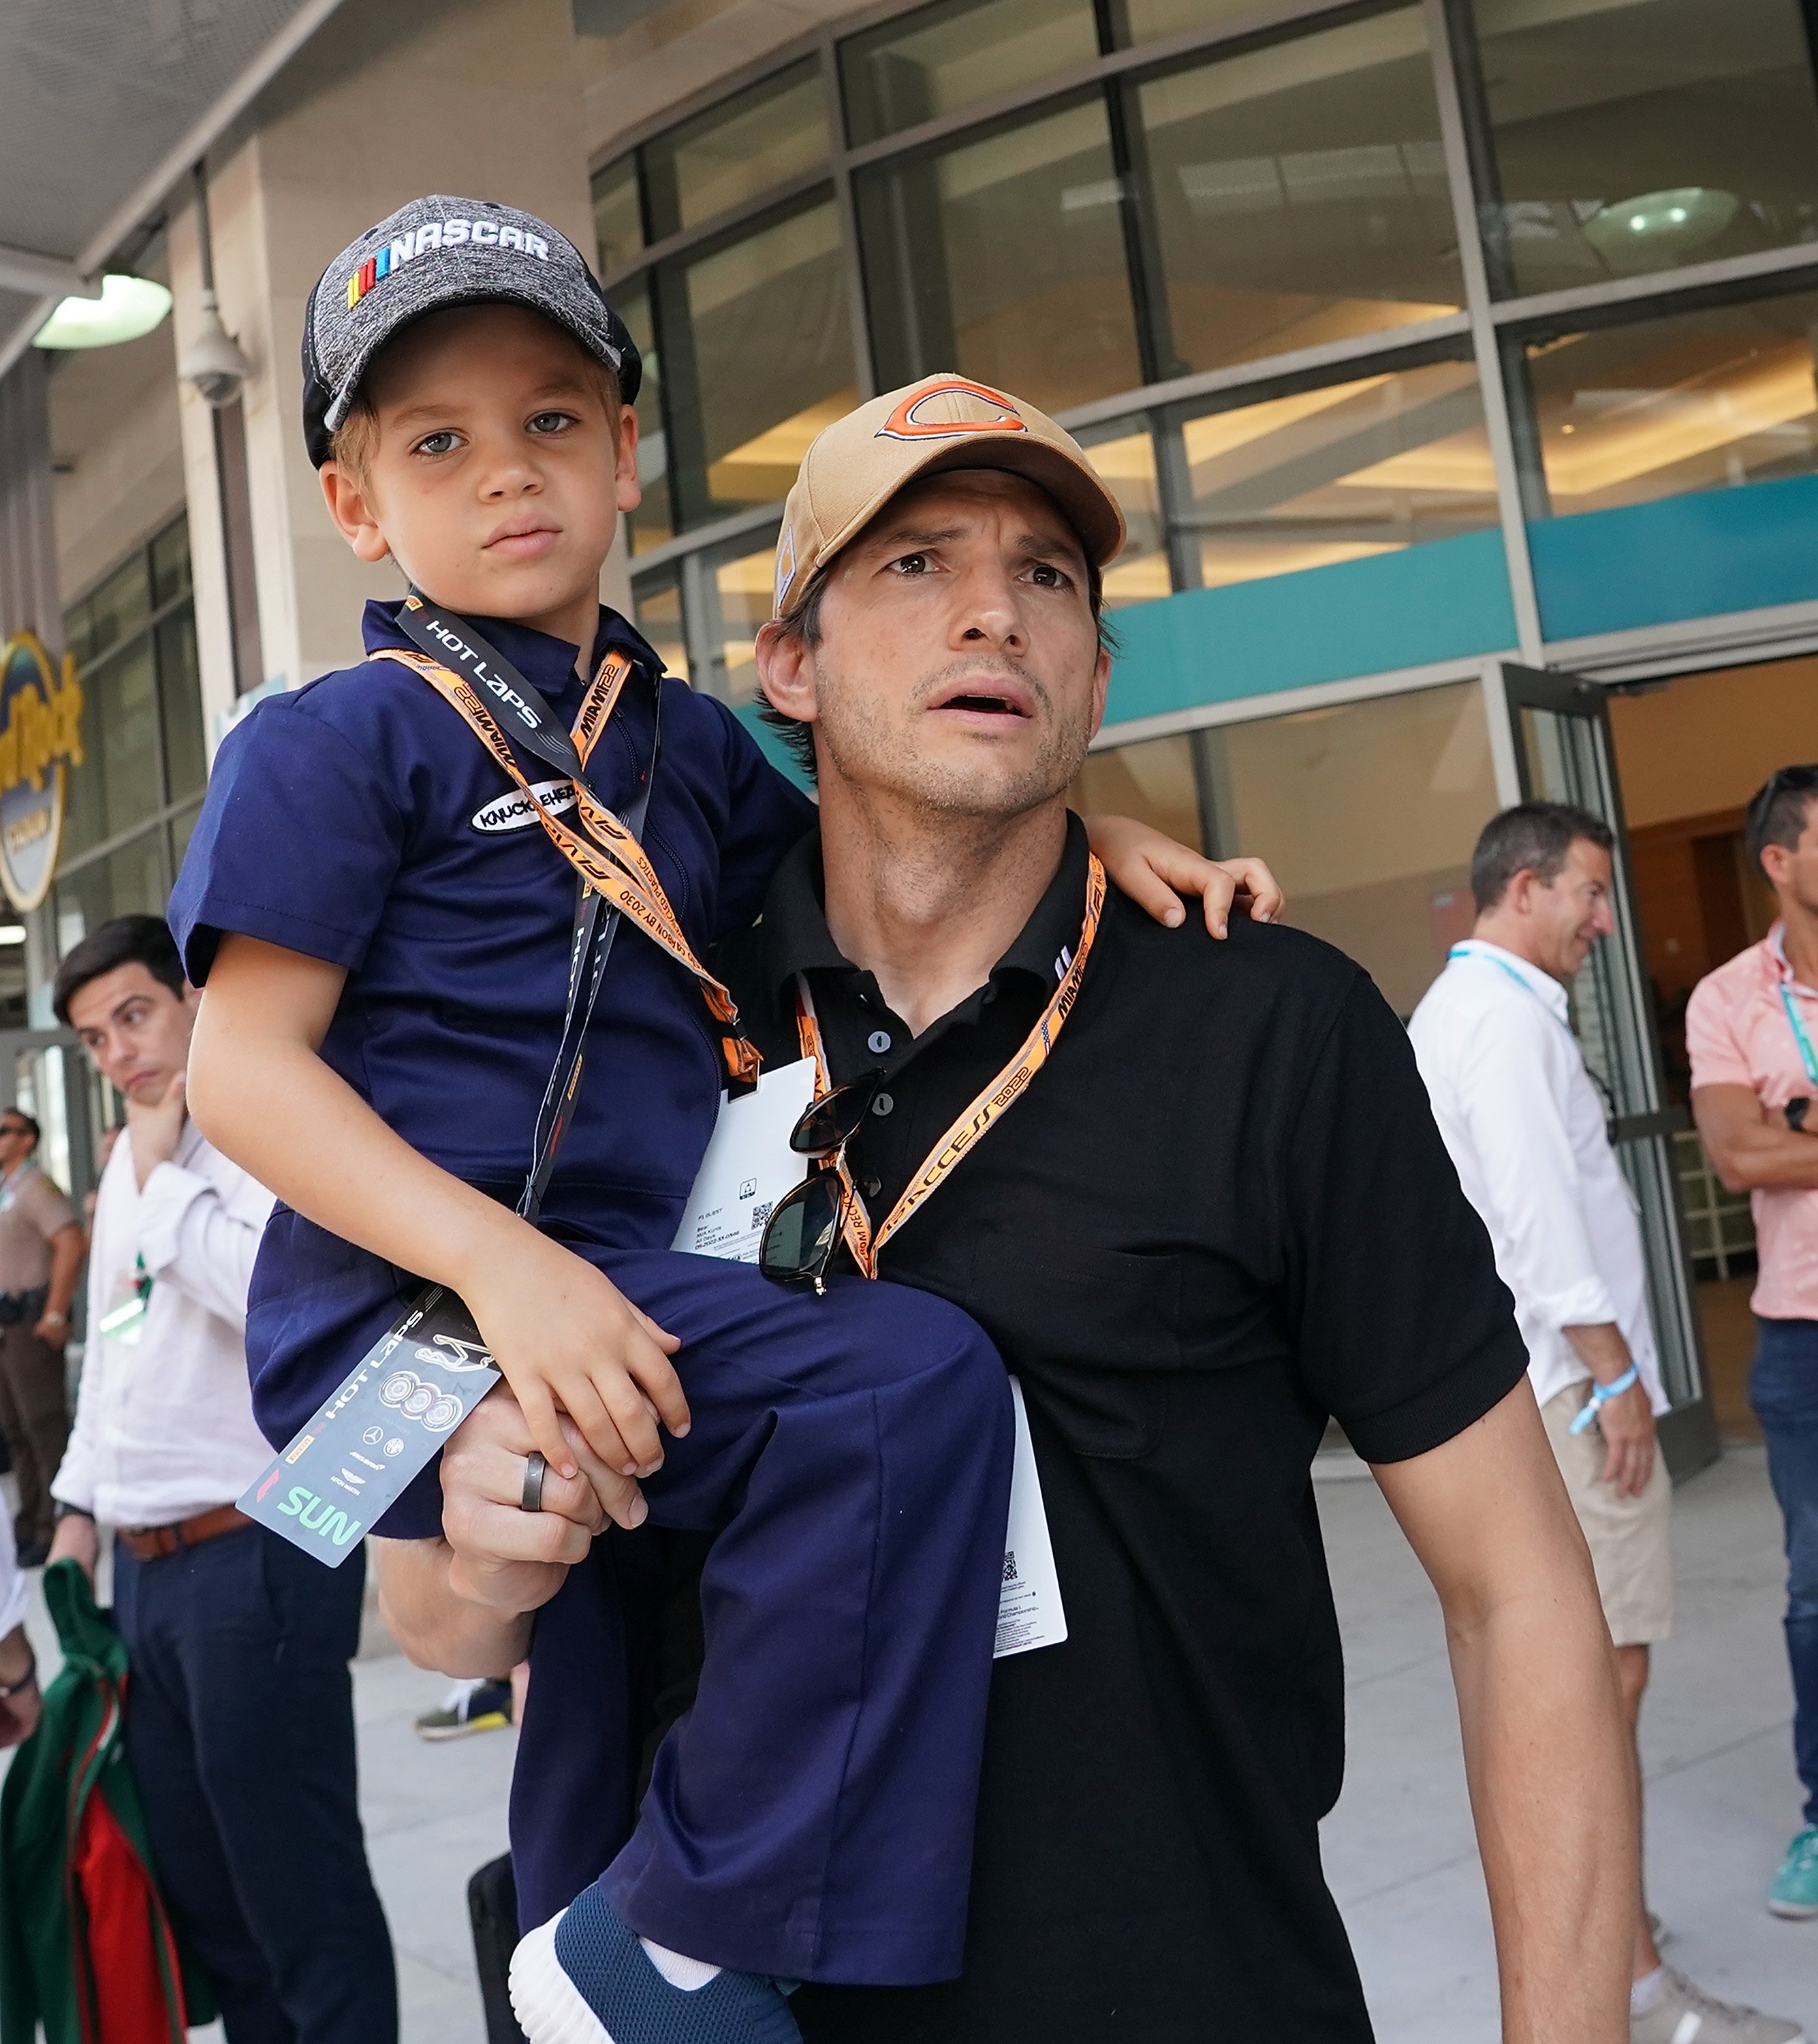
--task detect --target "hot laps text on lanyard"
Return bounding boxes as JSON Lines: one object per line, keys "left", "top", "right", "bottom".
{"left": 241, "top": 599, "right": 679, "bottom": 1565}
{"left": 379, "top": 595, "right": 762, "bottom": 1087}
{"left": 795, "top": 852, "right": 1108, "bottom": 1279}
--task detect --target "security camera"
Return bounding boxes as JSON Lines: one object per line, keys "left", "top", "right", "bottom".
{"left": 180, "top": 290, "right": 252, "bottom": 407}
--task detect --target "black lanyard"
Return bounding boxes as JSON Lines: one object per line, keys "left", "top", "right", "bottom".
{"left": 394, "top": 595, "right": 660, "bottom": 1223}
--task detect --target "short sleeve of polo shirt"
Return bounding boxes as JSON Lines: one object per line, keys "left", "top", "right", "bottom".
{"left": 1684, "top": 972, "right": 1756, "bottom": 1091}
{"left": 1285, "top": 972, "right": 1529, "bottom": 1463}
{"left": 702, "top": 698, "right": 816, "bottom": 940}
{"left": 168, "top": 683, "right": 411, "bottom": 986}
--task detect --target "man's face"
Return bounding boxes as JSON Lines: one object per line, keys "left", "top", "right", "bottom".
{"left": 1529, "top": 839, "right": 1618, "bottom": 980}
{"left": 0, "top": 1114, "right": 35, "bottom": 1173}
{"left": 319, "top": 303, "right": 639, "bottom": 625}
{"left": 764, "top": 469, "right": 1110, "bottom": 820}
{"left": 66, "top": 964, "right": 199, "bottom": 1104}
{"left": 1760, "top": 799, "right": 1818, "bottom": 916}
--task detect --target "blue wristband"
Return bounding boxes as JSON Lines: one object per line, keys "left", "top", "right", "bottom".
{"left": 1569, "top": 1363, "right": 1640, "bottom": 1434}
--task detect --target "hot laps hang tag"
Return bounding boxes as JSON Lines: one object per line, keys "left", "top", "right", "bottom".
{"left": 97, "top": 1256, "right": 152, "bottom": 1346}
{"left": 239, "top": 1286, "right": 500, "bottom": 1566}
{"left": 995, "top": 1378, "right": 1067, "bottom": 1658}
{"left": 672, "top": 1060, "right": 815, "bottom": 1262}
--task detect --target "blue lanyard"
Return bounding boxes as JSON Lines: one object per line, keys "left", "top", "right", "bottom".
{"left": 1781, "top": 984, "right": 1818, "bottom": 1087}
{"left": 1447, "top": 946, "right": 1576, "bottom": 1037}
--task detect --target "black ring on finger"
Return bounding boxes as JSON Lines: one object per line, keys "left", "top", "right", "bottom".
{"left": 520, "top": 1451, "right": 548, "bottom": 1514}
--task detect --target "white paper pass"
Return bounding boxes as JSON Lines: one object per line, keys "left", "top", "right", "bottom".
{"left": 995, "top": 1378, "right": 1067, "bottom": 1658}
{"left": 672, "top": 1058, "right": 816, "bottom": 1263}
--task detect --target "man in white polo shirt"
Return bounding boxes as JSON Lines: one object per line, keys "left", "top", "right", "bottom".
{"left": 1411, "top": 799, "right": 1799, "bottom": 2044}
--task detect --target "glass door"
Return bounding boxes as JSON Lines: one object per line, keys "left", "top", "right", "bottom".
{"left": 1492, "top": 664, "right": 1719, "bottom": 1475}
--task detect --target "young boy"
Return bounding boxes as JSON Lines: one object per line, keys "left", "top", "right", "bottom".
{"left": 171, "top": 198, "right": 1270, "bottom": 2044}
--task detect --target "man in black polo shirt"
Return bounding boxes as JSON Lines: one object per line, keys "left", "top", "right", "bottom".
{"left": 393, "top": 378, "right": 1637, "bottom": 2044}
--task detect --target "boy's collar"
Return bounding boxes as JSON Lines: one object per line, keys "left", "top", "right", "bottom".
{"left": 360, "top": 596, "right": 663, "bottom": 694}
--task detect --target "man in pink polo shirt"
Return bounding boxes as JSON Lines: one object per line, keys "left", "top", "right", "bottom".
{"left": 1689, "top": 764, "right": 1818, "bottom": 1921}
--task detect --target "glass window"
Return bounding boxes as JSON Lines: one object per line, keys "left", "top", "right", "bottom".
{"left": 1072, "top": 732, "right": 1205, "bottom": 847}
{"left": 858, "top": 95, "right": 1144, "bottom": 413}
{"left": 632, "top": 571, "right": 691, "bottom": 685}
{"left": 696, "top": 536, "right": 780, "bottom": 705}
{"left": 52, "top": 831, "right": 170, "bottom": 955}
{"left": 61, "top": 640, "right": 160, "bottom": 861}
{"left": 156, "top": 610, "right": 206, "bottom": 804}
{"left": 1110, "top": 0, "right": 1287, "bottom": 46}
{"left": 1174, "top": 354, "right": 1498, "bottom": 589}
{"left": 150, "top": 518, "right": 190, "bottom": 608}
{"left": 1077, "top": 423, "right": 1172, "bottom": 605}
{"left": 1131, "top": 7, "right": 1460, "bottom": 378}
{"left": 618, "top": 282, "right": 673, "bottom": 554}
{"left": 1464, "top": 0, "right": 1818, "bottom": 299}
{"left": 1210, "top": 684, "right": 1497, "bottom": 1015}
{"left": 841, "top": 0, "right": 1101, "bottom": 148}
{"left": 82, "top": 554, "right": 148, "bottom": 668}
{"left": 659, "top": 199, "right": 857, "bottom": 529}
{"left": 1515, "top": 288, "right": 1818, "bottom": 518}
{"left": 168, "top": 802, "right": 202, "bottom": 878}
{"left": 644, "top": 61, "right": 830, "bottom": 240}
{"left": 593, "top": 153, "right": 644, "bottom": 275}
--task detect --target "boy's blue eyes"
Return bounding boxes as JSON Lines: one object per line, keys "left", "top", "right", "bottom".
{"left": 411, "top": 413, "right": 575, "bottom": 456}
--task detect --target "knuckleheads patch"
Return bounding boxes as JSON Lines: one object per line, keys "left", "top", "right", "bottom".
{"left": 876, "top": 378, "right": 1027, "bottom": 442}
{"left": 471, "top": 777, "right": 578, "bottom": 834}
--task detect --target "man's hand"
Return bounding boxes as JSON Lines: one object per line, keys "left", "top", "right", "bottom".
{"left": 46, "top": 1510, "right": 99, "bottom": 1583}
{"left": 0, "top": 1625, "right": 39, "bottom": 1749}
{"left": 127, "top": 1070, "right": 187, "bottom": 1188}
{"left": 1563, "top": 1322, "right": 1655, "bottom": 1498}
{"left": 1082, "top": 815, "right": 1285, "bottom": 938}
{"left": 31, "top": 1307, "right": 67, "bottom": 1346}
{"left": 463, "top": 1232, "right": 687, "bottom": 1481}
{"left": 1591, "top": 1380, "right": 1656, "bottom": 1499}
{"left": 441, "top": 1383, "right": 647, "bottom": 1618}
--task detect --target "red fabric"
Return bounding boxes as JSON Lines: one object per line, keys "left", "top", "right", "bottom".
{"left": 69, "top": 1788, "right": 183, "bottom": 2043}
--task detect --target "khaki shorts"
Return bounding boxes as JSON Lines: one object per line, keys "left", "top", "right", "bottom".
{"left": 1541, "top": 1379, "right": 1674, "bottom": 1647}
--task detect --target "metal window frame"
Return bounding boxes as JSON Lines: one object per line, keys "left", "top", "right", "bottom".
{"left": 595, "top": 0, "right": 1818, "bottom": 711}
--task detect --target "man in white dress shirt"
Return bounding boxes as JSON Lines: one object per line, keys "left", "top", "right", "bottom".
{"left": 1411, "top": 802, "right": 1800, "bottom": 2044}
{"left": 44, "top": 915, "right": 396, "bottom": 2044}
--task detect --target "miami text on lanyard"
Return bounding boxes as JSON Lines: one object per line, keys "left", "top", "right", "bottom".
{"left": 373, "top": 595, "right": 763, "bottom": 1217}
{"left": 796, "top": 852, "right": 1107, "bottom": 1278}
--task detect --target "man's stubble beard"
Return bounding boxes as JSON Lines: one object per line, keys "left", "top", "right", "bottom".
{"left": 815, "top": 653, "right": 1095, "bottom": 824}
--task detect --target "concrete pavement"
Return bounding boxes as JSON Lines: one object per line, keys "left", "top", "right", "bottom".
{"left": 9, "top": 1441, "right": 1813, "bottom": 2041}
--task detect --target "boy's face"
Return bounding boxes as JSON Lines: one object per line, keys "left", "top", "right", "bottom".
{"left": 320, "top": 303, "right": 640, "bottom": 643}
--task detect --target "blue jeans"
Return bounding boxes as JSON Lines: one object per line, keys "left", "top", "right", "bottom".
{"left": 112, "top": 1524, "right": 396, "bottom": 2043}
{"left": 1752, "top": 1318, "right": 1818, "bottom": 1827}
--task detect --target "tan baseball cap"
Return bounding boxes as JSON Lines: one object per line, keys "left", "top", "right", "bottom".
{"left": 772, "top": 374, "right": 1126, "bottom": 615}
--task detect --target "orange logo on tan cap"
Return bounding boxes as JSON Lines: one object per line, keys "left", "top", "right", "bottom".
{"left": 877, "top": 379, "right": 1027, "bottom": 442}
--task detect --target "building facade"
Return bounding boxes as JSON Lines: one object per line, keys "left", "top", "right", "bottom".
{"left": 12, "top": 0, "right": 1818, "bottom": 1452}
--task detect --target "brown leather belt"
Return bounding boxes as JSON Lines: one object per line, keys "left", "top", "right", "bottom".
{"left": 119, "top": 1504, "right": 253, "bottom": 1563}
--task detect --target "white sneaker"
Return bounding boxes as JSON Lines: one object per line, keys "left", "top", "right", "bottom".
{"left": 1631, "top": 1967, "right": 1806, "bottom": 2044}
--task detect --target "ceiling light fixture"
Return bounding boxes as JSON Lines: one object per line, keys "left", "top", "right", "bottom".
{"left": 1581, "top": 188, "right": 1740, "bottom": 273}
{"left": 33, "top": 273, "right": 173, "bottom": 350}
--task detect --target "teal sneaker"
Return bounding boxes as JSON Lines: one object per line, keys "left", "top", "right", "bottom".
{"left": 1768, "top": 1825, "right": 1818, "bottom": 1919}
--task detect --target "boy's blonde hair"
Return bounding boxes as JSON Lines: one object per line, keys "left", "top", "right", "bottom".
{"left": 326, "top": 341, "right": 624, "bottom": 490}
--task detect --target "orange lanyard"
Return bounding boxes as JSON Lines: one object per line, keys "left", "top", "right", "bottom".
{"left": 372, "top": 641, "right": 762, "bottom": 1084}
{"left": 794, "top": 852, "right": 1106, "bottom": 1277}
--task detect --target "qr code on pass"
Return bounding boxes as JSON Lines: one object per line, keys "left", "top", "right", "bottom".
{"left": 751, "top": 1201, "right": 773, "bottom": 1228}
{"left": 1002, "top": 1551, "right": 1019, "bottom": 1584}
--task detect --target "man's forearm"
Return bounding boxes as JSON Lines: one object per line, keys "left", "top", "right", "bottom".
{"left": 373, "top": 1536, "right": 533, "bottom": 1678}
{"left": 1450, "top": 1579, "right": 1635, "bottom": 2042}
{"left": 1563, "top": 1320, "right": 1631, "bottom": 1383}
{"left": 44, "top": 1226, "right": 83, "bottom": 1318}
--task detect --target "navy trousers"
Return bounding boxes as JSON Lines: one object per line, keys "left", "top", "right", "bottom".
{"left": 112, "top": 1523, "right": 397, "bottom": 2044}
{"left": 1754, "top": 1317, "right": 1818, "bottom": 1827}
{"left": 514, "top": 1249, "right": 1014, "bottom": 1989}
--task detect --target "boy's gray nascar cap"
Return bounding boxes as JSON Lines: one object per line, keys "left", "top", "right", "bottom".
{"left": 301, "top": 195, "right": 641, "bottom": 467}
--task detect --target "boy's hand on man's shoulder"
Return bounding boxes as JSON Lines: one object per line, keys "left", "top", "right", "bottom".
{"left": 465, "top": 1231, "right": 688, "bottom": 1485}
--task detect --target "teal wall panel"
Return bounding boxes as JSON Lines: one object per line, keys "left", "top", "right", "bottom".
{"left": 1101, "top": 527, "right": 1518, "bottom": 728}
{"left": 736, "top": 700, "right": 815, "bottom": 792}
{"left": 1530, "top": 473, "right": 1818, "bottom": 643}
